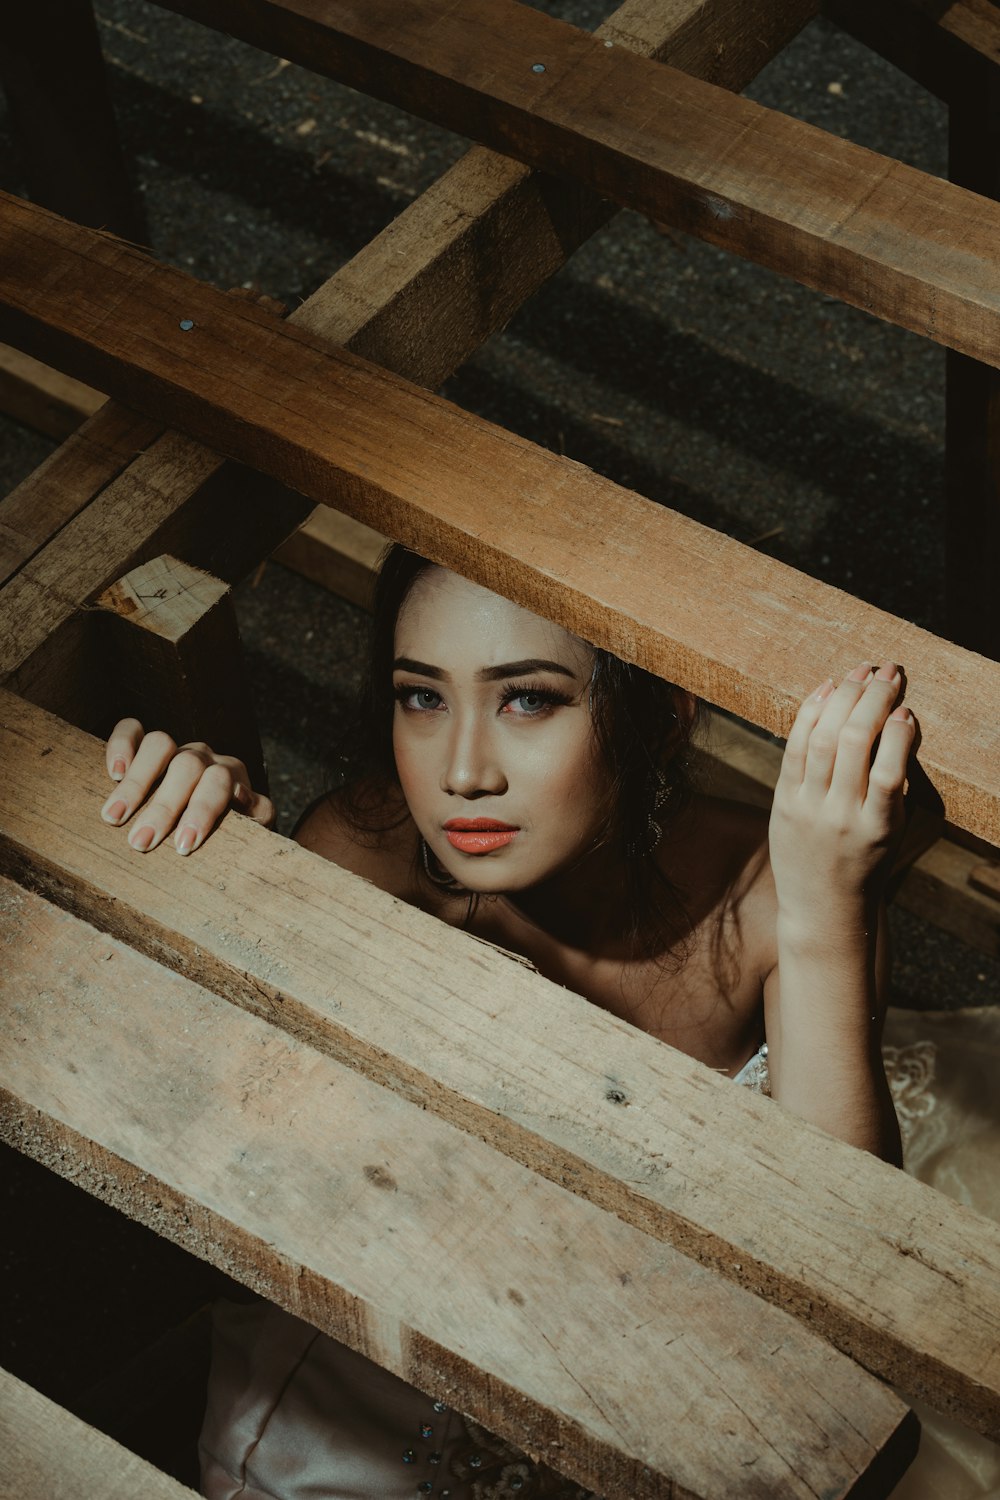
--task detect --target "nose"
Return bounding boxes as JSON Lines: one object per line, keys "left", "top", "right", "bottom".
{"left": 440, "top": 714, "right": 507, "bottom": 799}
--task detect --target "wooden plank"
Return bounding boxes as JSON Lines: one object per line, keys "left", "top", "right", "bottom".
{"left": 970, "top": 861, "right": 1000, "bottom": 901}
{"left": 2, "top": 200, "right": 999, "bottom": 846}
{"left": 0, "top": 877, "right": 919, "bottom": 1500}
{"left": 944, "top": 64, "right": 1000, "bottom": 658}
{"left": 0, "top": 1, "right": 143, "bottom": 241}
{"left": 0, "top": 410, "right": 312, "bottom": 608}
{"left": 273, "top": 513, "right": 1000, "bottom": 952}
{"left": 297, "top": 0, "right": 818, "bottom": 378}
{"left": 94, "top": 555, "right": 266, "bottom": 789}
{"left": 0, "top": 0, "right": 806, "bottom": 649}
{"left": 0, "top": 343, "right": 104, "bottom": 440}
{"left": 904, "top": 839, "right": 1000, "bottom": 953}
{"left": 275, "top": 506, "right": 385, "bottom": 605}
{"left": 150, "top": 0, "right": 1000, "bottom": 368}
{"left": 0, "top": 1367, "right": 198, "bottom": 1500}
{"left": 0, "top": 403, "right": 161, "bottom": 588}
{"left": 1, "top": 693, "right": 998, "bottom": 1439}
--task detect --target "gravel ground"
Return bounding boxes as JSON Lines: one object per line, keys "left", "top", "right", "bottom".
{"left": 1, "top": 0, "right": 998, "bottom": 1457}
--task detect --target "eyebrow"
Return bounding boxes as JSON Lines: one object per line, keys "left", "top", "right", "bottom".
{"left": 392, "top": 656, "right": 579, "bottom": 682}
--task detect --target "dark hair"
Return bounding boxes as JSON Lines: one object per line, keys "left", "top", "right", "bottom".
{"left": 340, "top": 545, "right": 697, "bottom": 960}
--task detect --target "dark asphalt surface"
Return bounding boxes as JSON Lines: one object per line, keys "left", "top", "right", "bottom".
{"left": 1, "top": 0, "right": 997, "bottom": 1460}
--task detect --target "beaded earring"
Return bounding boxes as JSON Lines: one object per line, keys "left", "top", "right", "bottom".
{"left": 420, "top": 837, "right": 465, "bottom": 892}
{"left": 628, "top": 767, "right": 674, "bottom": 858}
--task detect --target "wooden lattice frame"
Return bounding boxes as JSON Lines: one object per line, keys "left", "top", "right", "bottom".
{"left": 1, "top": 3, "right": 1000, "bottom": 1497}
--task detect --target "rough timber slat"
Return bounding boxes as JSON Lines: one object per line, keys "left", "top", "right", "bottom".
{"left": 2, "top": 693, "right": 999, "bottom": 1440}
{"left": 0, "top": 404, "right": 160, "bottom": 588}
{"left": 0, "top": 0, "right": 804, "bottom": 623}
{"left": 2, "top": 199, "right": 999, "bottom": 846}
{"left": 0, "top": 343, "right": 104, "bottom": 443}
{"left": 150, "top": 0, "right": 1000, "bottom": 368}
{"left": 0, "top": 1367, "right": 199, "bottom": 1500}
{"left": 0, "top": 877, "right": 919, "bottom": 1500}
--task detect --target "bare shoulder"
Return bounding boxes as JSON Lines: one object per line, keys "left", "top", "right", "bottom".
{"left": 681, "top": 793, "right": 770, "bottom": 877}
{"left": 293, "top": 782, "right": 420, "bottom": 900}
{"left": 679, "top": 793, "right": 778, "bottom": 967}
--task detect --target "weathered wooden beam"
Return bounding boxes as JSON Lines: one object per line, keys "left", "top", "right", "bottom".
{"left": 0, "top": 403, "right": 160, "bottom": 588}
{"left": 0, "top": 877, "right": 919, "bottom": 1500}
{"left": 0, "top": 343, "right": 104, "bottom": 441}
{"left": 944, "top": 63, "right": 1000, "bottom": 657}
{"left": 149, "top": 0, "right": 1000, "bottom": 367}
{"left": 0, "top": 1366, "right": 199, "bottom": 1500}
{"left": 2, "top": 692, "right": 999, "bottom": 1438}
{"left": 2, "top": 200, "right": 998, "bottom": 846}
{"left": 826, "top": 0, "right": 1000, "bottom": 656}
{"left": 0, "top": 0, "right": 806, "bottom": 622}
{"left": 94, "top": 555, "right": 266, "bottom": 789}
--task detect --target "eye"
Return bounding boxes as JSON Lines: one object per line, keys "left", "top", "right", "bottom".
{"left": 394, "top": 684, "right": 444, "bottom": 712}
{"left": 499, "top": 685, "right": 572, "bottom": 717}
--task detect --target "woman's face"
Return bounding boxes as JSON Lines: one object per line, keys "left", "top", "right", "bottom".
{"left": 392, "top": 568, "right": 611, "bottom": 893}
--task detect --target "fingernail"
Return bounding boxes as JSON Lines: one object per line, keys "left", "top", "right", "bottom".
{"left": 812, "top": 678, "right": 835, "bottom": 701}
{"left": 129, "top": 826, "right": 156, "bottom": 852}
{"left": 232, "top": 781, "right": 249, "bottom": 807}
{"left": 875, "top": 662, "right": 899, "bottom": 682}
{"left": 111, "top": 758, "right": 127, "bottom": 781}
{"left": 890, "top": 706, "right": 912, "bottom": 722}
{"left": 102, "top": 798, "right": 127, "bottom": 824}
{"left": 848, "top": 663, "right": 873, "bottom": 682}
{"left": 175, "top": 825, "right": 199, "bottom": 856}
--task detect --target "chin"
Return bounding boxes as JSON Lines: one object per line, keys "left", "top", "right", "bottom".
{"left": 429, "top": 845, "right": 531, "bottom": 894}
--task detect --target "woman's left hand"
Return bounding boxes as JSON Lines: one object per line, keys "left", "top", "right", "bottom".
{"left": 769, "top": 662, "right": 915, "bottom": 935}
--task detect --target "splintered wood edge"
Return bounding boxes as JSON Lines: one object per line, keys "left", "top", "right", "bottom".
{"left": 0, "top": 877, "right": 920, "bottom": 1500}
{"left": 1, "top": 689, "right": 999, "bottom": 1441}
{"left": 1, "top": 198, "right": 998, "bottom": 841}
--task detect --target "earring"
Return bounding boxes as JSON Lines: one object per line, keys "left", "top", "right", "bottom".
{"left": 628, "top": 768, "right": 673, "bottom": 859}
{"left": 420, "top": 837, "right": 464, "bottom": 892}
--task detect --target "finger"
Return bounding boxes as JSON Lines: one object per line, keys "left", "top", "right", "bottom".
{"left": 193, "top": 751, "right": 275, "bottom": 827}
{"left": 126, "top": 746, "right": 222, "bottom": 851}
{"left": 865, "top": 705, "right": 915, "bottom": 810}
{"left": 231, "top": 780, "right": 276, "bottom": 828}
{"left": 776, "top": 678, "right": 834, "bottom": 790}
{"left": 828, "top": 663, "right": 903, "bottom": 803}
{"left": 801, "top": 663, "right": 875, "bottom": 793}
{"left": 105, "top": 718, "right": 144, "bottom": 783}
{"left": 171, "top": 760, "right": 242, "bottom": 855}
{"left": 101, "top": 729, "right": 180, "bottom": 827}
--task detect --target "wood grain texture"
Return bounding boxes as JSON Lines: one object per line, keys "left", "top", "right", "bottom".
{"left": 0, "top": 1367, "right": 199, "bottom": 1500}
{"left": 0, "top": 877, "right": 919, "bottom": 1500}
{"left": 944, "top": 67, "right": 1000, "bottom": 657}
{"left": 298, "top": 0, "right": 816, "bottom": 380}
{"left": 94, "top": 555, "right": 267, "bottom": 787}
{"left": 0, "top": 0, "right": 803, "bottom": 669}
{"left": 273, "top": 512, "right": 1000, "bottom": 952}
{"left": 0, "top": 402, "right": 161, "bottom": 588}
{"left": 2, "top": 196, "right": 998, "bottom": 843}
{"left": 150, "top": 0, "right": 1000, "bottom": 366}
{"left": 0, "top": 342, "right": 104, "bottom": 440}
{"left": 1, "top": 691, "right": 998, "bottom": 1438}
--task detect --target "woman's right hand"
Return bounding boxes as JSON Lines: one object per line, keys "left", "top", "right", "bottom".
{"left": 100, "top": 718, "right": 275, "bottom": 855}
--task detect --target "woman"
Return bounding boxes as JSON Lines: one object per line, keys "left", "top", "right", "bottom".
{"left": 100, "top": 545, "right": 918, "bottom": 1497}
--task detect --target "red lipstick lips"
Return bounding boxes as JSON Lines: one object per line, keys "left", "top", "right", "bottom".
{"left": 443, "top": 818, "right": 519, "bottom": 854}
